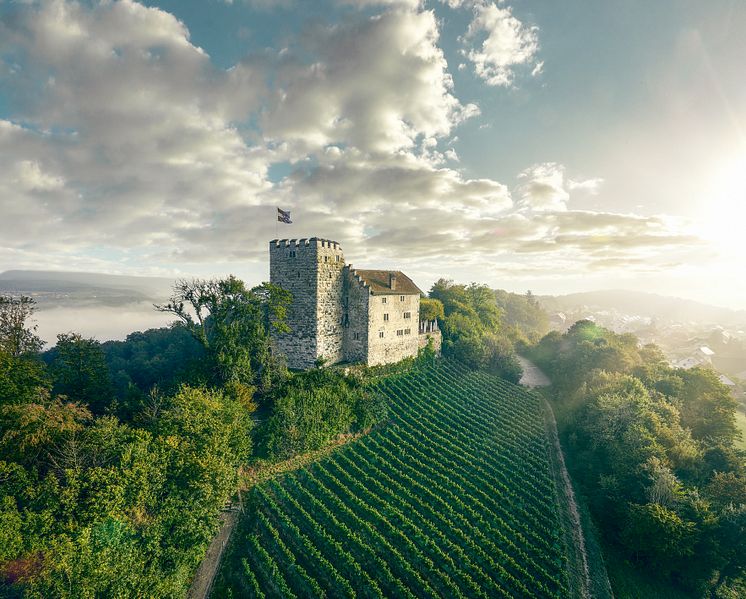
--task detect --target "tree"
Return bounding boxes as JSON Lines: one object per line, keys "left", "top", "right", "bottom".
{"left": 51, "top": 333, "right": 114, "bottom": 414}
{"left": 0, "top": 295, "right": 44, "bottom": 357}
{"left": 674, "top": 368, "right": 739, "bottom": 445}
{"left": 0, "top": 296, "right": 49, "bottom": 407}
{"left": 0, "top": 390, "right": 91, "bottom": 468}
{"left": 428, "top": 280, "right": 523, "bottom": 382}
{"left": 621, "top": 503, "right": 697, "bottom": 574}
{"left": 156, "top": 277, "right": 290, "bottom": 391}
{"left": 419, "top": 297, "right": 444, "bottom": 322}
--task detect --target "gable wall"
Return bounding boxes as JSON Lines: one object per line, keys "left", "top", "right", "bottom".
{"left": 366, "top": 293, "right": 420, "bottom": 366}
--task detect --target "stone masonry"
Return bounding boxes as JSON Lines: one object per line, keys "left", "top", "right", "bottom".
{"left": 269, "top": 238, "right": 440, "bottom": 369}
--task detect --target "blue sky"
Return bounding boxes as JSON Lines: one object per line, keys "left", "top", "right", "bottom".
{"left": 1, "top": 0, "right": 745, "bottom": 307}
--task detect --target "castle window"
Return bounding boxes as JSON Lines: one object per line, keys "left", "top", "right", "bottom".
{"left": 397, "top": 329, "right": 403, "bottom": 336}
{"left": 383, "top": 313, "right": 389, "bottom": 321}
{"left": 405, "top": 328, "right": 411, "bottom": 335}
{"left": 404, "top": 311, "right": 411, "bottom": 319}
{"left": 324, "top": 256, "right": 328, "bottom": 263}
{"left": 400, "top": 295, "right": 405, "bottom": 301}
{"left": 335, "top": 255, "right": 340, "bottom": 262}
{"left": 378, "top": 331, "right": 384, "bottom": 338}
{"left": 381, "top": 297, "right": 387, "bottom": 304}
{"left": 353, "top": 332, "right": 360, "bottom": 341}
{"left": 289, "top": 250, "right": 296, "bottom": 258}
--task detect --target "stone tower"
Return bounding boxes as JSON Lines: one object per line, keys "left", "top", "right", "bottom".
{"left": 269, "top": 238, "right": 345, "bottom": 369}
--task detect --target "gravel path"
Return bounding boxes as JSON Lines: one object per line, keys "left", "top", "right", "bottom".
{"left": 517, "top": 355, "right": 551, "bottom": 388}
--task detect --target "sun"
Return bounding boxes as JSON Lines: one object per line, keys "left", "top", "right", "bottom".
{"left": 698, "top": 153, "right": 746, "bottom": 258}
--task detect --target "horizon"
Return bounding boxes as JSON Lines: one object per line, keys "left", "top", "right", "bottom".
{"left": 1, "top": 1, "right": 745, "bottom": 310}
{"left": 4, "top": 265, "right": 746, "bottom": 315}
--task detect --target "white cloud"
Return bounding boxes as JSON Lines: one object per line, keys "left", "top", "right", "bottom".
{"left": 0, "top": 0, "right": 269, "bottom": 260}
{"left": 338, "top": 0, "right": 422, "bottom": 8}
{"left": 0, "top": 0, "right": 700, "bottom": 286}
{"left": 12, "top": 160, "right": 65, "bottom": 191}
{"left": 463, "top": 2, "right": 540, "bottom": 87}
{"left": 568, "top": 177, "right": 605, "bottom": 194}
{"left": 516, "top": 162, "right": 570, "bottom": 212}
{"left": 263, "top": 9, "right": 477, "bottom": 154}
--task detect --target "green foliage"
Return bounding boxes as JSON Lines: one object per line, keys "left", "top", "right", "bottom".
{"left": 0, "top": 296, "right": 48, "bottom": 407}
{"left": 674, "top": 367, "right": 739, "bottom": 445}
{"left": 429, "top": 279, "right": 524, "bottom": 383}
{"left": 0, "top": 276, "right": 306, "bottom": 596}
{"left": 0, "top": 385, "right": 254, "bottom": 596}
{"left": 100, "top": 325, "right": 207, "bottom": 405}
{"left": 621, "top": 503, "right": 696, "bottom": 572}
{"left": 0, "top": 295, "right": 44, "bottom": 357}
{"left": 494, "top": 289, "right": 550, "bottom": 344}
{"left": 0, "top": 296, "right": 256, "bottom": 596}
{"left": 49, "top": 333, "right": 114, "bottom": 414}
{"left": 0, "top": 349, "right": 49, "bottom": 407}
{"left": 259, "top": 368, "right": 377, "bottom": 460}
{"left": 419, "top": 297, "right": 444, "bottom": 322}
{"left": 156, "top": 276, "right": 291, "bottom": 391}
{"left": 530, "top": 321, "right": 746, "bottom": 595}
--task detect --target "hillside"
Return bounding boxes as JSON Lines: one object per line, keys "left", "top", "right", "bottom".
{"left": 539, "top": 289, "right": 746, "bottom": 326}
{"left": 0, "top": 270, "right": 173, "bottom": 308}
{"left": 0, "top": 270, "right": 177, "bottom": 344}
{"left": 212, "top": 359, "right": 580, "bottom": 598}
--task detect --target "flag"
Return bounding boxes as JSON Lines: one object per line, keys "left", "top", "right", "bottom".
{"left": 277, "top": 207, "right": 292, "bottom": 224}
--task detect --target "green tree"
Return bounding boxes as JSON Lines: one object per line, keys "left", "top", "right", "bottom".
{"left": 0, "top": 295, "right": 48, "bottom": 407}
{"left": 621, "top": 502, "right": 697, "bottom": 573}
{"left": 0, "top": 295, "right": 44, "bottom": 357}
{"left": 51, "top": 333, "right": 114, "bottom": 414}
{"left": 260, "top": 368, "right": 369, "bottom": 459}
{"left": 156, "top": 277, "right": 290, "bottom": 392}
{"left": 419, "top": 297, "right": 444, "bottom": 322}
{"left": 429, "top": 280, "right": 523, "bottom": 383}
{"left": 674, "top": 367, "right": 739, "bottom": 445}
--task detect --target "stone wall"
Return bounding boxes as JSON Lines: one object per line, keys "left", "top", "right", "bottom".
{"left": 270, "top": 238, "right": 424, "bottom": 369}
{"left": 366, "top": 292, "right": 420, "bottom": 366}
{"left": 418, "top": 330, "right": 442, "bottom": 354}
{"left": 314, "top": 239, "right": 345, "bottom": 365}
{"left": 269, "top": 238, "right": 345, "bottom": 369}
{"left": 342, "top": 267, "right": 369, "bottom": 363}
{"left": 270, "top": 239, "right": 318, "bottom": 369}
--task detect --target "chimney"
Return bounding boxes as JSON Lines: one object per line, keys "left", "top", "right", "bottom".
{"left": 389, "top": 272, "right": 397, "bottom": 290}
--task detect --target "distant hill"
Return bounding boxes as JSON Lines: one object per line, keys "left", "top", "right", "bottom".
{"left": 539, "top": 289, "right": 746, "bottom": 326}
{"left": 0, "top": 270, "right": 174, "bottom": 308}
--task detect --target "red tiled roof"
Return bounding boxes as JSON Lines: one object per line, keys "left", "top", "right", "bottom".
{"left": 352, "top": 269, "right": 422, "bottom": 295}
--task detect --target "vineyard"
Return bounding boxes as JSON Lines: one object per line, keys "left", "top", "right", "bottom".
{"left": 213, "top": 359, "right": 571, "bottom": 598}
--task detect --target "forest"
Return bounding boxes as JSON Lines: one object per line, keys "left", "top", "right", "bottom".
{"left": 2, "top": 277, "right": 744, "bottom": 598}
{"left": 0, "top": 277, "right": 538, "bottom": 596}
{"left": 530, "top": 321, "right": 746, "bottom": 597}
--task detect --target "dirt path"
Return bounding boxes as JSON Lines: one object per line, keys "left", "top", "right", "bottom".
{"left": 186, "top": 509, "right": 240, "bottom": 599}
{"left": 517, "top": 355, "right": 551, "bottom": 388}
{"left": 187, "top": 433, "right": 362, "bottom": 599}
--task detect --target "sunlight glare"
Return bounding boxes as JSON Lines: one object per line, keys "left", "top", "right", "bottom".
{"left": 699, "top": 153, "right": 746, "bottom": 258}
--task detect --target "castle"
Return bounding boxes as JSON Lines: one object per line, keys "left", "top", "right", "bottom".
{"left": 269, "top": 237, "right": 441, "bottom": 369}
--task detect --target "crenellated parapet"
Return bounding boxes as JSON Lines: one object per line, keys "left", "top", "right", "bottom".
{"left": 269, "top": 237, "right": 341, "bottom": 250}
{"left": 345, "top": 266, "right": 372, "bottom": 295}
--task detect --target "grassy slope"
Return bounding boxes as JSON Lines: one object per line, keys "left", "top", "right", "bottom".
{"left": 211, "top": 359, "right": 575, "bottom": 598}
